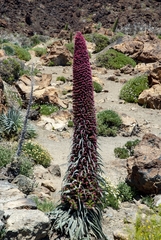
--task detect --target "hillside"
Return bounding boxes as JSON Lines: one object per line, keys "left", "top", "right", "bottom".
{"left": 1, "top": 0, "right": 161, "bottom": 36}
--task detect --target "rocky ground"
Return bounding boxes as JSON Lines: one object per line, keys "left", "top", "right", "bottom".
{"left": 0, "top": 0, "right": 161, "bottom": 36}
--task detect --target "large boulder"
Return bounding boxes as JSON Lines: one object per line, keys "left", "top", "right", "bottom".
{"left": 4, "top": 209, "right": 50, "bottom": 240}
{"left": 41, "top": 40, "right": 73, "bottom": 66}
{"left": 148, "top": 66, "right": 161, "bottom": 87}
{"left": 15, "top": 74, "right": 68, "bottom": 108}
{"left": 126, "top": 133, "right": 161, "bottom": 194}
{"left": 138, "top": 84, "right": 161, "bottom": 109}
{"left": 113, "top": 31, "right": 161, "bottom": 63}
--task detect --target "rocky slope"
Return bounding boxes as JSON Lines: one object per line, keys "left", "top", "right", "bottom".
{"left": 0, "top": 0, "right": 161, "bottom": 36}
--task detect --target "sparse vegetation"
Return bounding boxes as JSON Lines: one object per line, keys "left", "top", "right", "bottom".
{"left": 93, "top": 81, "right": 103, "bottom": 93}
{"left": 103, "top": 179, "right": 120, "bottom": 210}
{"left": 1, "top": 43, "right": 31, "bottom": 61}
{"left": 96, "top": 49, "right": 136, "bottom": 69}
{"left": 32, "top": 103, "right": 59, "bottom": 116}
{"left": 129, "top": 209, "right": 161, "bottom": 240}
{"left": 114, "top": 139, "right": 140, "bottom": 158}
{"left": 67, "top": 120, "right": 74, "bottom": 127}
{"left": 0, "top": 144, "right": 14, "bottom": 167}
{"left": 117, "top": 182, "right": 135, "bottom": 202}
{"left": 19, "top": 156, "right": 33, "bottom": 177}
{"left": 22, "top": 141, "right": 52, "bottom": 167}
{"left": 84, "top": 33, "right": 109, "bottom": 53}
{"left": 33, "top": 197, "right": 56, "bottom": 212}
{"left": 114, "top": 147, "right": 129, "bottom": 159}
{"left": 0, "top": 58, "right": 25, "bottom": 84}
{"left": 65, "top": 42, "right": 74, "bottom": 54}
{"left": 56, "top": 76, "right": 66, "bottom": 83}
{"left": 97, "top": 110, "right": 122, "bottom": 137}
{"left": 119, "top": 75, "right": 149, "bottom": 103}
{"left": 33, "top": 47, "right": 47, "bottom": 57}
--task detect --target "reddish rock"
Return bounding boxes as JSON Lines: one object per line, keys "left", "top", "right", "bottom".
{"left": 148, "top": 66, "right": 161, "bottom": 87}
{"left": 41, "top": 40, "right": 73, "bottom": 66}
{"left": 138, "top": 84, "right": 161, "bottom": 109}
{"left": 126, "top": 133, "right": 161, "bottom": 194}
{"left": 113, "top": 31, "right": 161, "bottom": 63}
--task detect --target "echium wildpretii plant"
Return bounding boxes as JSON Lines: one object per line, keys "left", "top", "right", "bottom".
{"left": 50, "top": 32, "right": 107, "bottom": 240}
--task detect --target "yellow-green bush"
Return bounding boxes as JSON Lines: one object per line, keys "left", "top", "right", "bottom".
{"left": 22, "top": 141, "right": 52, "bottom": 167}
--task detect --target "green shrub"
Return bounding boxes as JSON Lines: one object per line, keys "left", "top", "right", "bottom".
{"left": 30, "top": 35, "right": 41, "bottom": 47}
{"left": 67, "top": 120, "right": 74, "bottom": 127}
{"left": 129, "top": 211, "right": 161, "bottom": 240}
{"left": 102, "top": 179, "right": 120, "bottom": 210}
{"left": 14, "top": 45, "right": 31, "bottom": 61}
{"left": 56, "top": 76, "right": 66, "bottom": 83}
{"left": 19, "top": 156, "right": 33, "bottom": 177}
{"left": 114, "top": 139, "right": 140, "bottom": 159}
{"left": 1, "top": 43, "right": 31, "bottom": 61}
{"left": 93, "top": 81, "right": 103, "bottom": 93}
{"left": 22, "top": 141, "right": 52, "bottom": 167}
{"left": 65, "top": 42, "right": 74, "bottom": 54}
{"left": 33, "top": 47, "right": 47, "bottom": 57}
{"left": 84, "top": 33, "right": 109, "bottom": 53}
{"left": 97, "top": 110, "right": 122, "bottom": 137}
{"left": 141, "top": 195, "right": 154, "bottom": 209}
{"left": 125, "top": 139, "right": 140, "bottom": 156}
{"left": 0, "top": 144, "right": 14, "bottom": 167}
{"left": 3, "top": 45, "right": 15, "bottom": 56}
{"left": 119, "top": 75, "right": 149, "bottom": 103}
{"left": 117, "top": 182, "right": 135, "bottom": 202}
{"left": 114, "top": 147, "right": 129, "bottom": 159}
{"left": 0, "top": 58, "right": 25, "bottom": 84}
{"left": 33, "top": 197, "right": 56, "bottom": 212}
{"left": 96, "top": 49, "right": 136, "bottom": 69}
{"left": 32, "top": 103, "right": 59, "bottom": 116}
{"left": 48, "top": 60, "right": 55, "bottom": 66}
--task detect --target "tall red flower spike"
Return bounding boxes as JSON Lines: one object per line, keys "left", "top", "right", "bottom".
{"left": 51, "top": 32, "right": 107, "bottom": 240}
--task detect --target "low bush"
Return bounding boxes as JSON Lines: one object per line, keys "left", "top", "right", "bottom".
{"left": 14, "top": 45, "right": 31, "bottom": 61}
{"left": 114, "top": 139, "right": 140, "bottom": 159}
{"left": 0, "top": 58, "right": 25, "bottom": 84}
{"left": 1, "top": 43, "right": 31, "bottom": 61}
{"left": 33, "top": 197, "right": 56, "bottom": 212}
{"left": 22, "top": 141, "right": 52, "bottom": 167}
{"left": 117, "top": 182, "right": 135, "bottom": 202}
{"left": 96, "top": 49, "right": 136, "bottom": 69}
{"left": 67, "top": 120, "right": 74, "bottom": 127}
{"left": 56, "top": 76, "right": 66, "bottom": 83}
{"left": 32, "top": 103, "right": 59, "bottom": 116}
{"left": 84, "top": 33, "right": 109, "bottom": 53}
{"left": 33, "top": 47, "right": 47, "bottom": 57}
{"left": 0, "top": 144, "right": 14, "bottom": 167}
{"left": 19, "top": 156, "right": 33, "bottom": 177}
{"left": 65, "top": 42, "right": 74, "bottom": 55}
{"left": 103, "top": 179, "right": 120, "bottom": 210}
{"left": 93, "top": 81, "right": 103, "bottom": 93}
{"left": 114, "top": 147, "right": 129, "bottom": 159}
{"left": 119, "top": 75, "right": 149, "bottom": 103}
{"left": 97, "top": 110, "right": 122, "bottom": 137}
{"left": 129, "top": 210, "right": 161, "bottom": 240}
{"left": 125, "top": 139, "right": 140, "bottom": 155}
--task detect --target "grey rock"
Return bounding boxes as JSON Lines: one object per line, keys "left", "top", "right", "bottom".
{"left": 5, "top": 209, "right": 50, "bottom": 240}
